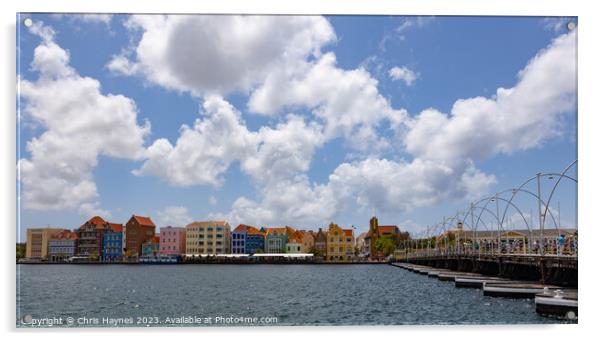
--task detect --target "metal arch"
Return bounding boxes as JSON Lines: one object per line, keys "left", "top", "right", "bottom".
{"left": 498, "top": 171, "right": 573, "bottom": 232}
{"left": 471, "top": 205, "right": 502, "bottom": 232}
{"left": 542, "top": 160, "right": 578, "bottom": 229}
{"left": 498, "top": 188, "right": 558, "bottom": 230}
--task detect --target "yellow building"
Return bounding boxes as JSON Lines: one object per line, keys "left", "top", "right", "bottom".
{"left": 185, "top": 221, "right": 231, "bottom": 255}
{"left": 25, "top": 227, "right": 65, "bottom": 259}
{"left": 326, "top": 223, "right": 355, "bottom": 262}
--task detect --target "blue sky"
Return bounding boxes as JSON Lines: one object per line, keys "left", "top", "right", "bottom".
{"left": 17, "top": 14, "right": 577, "bottom": 241}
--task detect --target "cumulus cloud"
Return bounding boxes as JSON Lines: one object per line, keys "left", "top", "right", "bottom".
{"left": 133, "top": 96, "right": 258, "bottom": 187}
{"left": 108, "top": 15, "right": 335, "bottom": 96}
{"left": 249, "top": 52, "right": 408, "bottom": 151}
{"left": 78, "top": 202, "right": 112, "bottom": 219}
{"left": 134, "top": 96, "right": 324, "bottom": 188}
{"left": 156, "top": 206, "right": 192, "bottom": 227}
{"left": 405, "top": 30, "right": 577, "bottom": 164}
{"left": 389, "top": 66, "right": 418, "bottom": 86}
{"left": 19, "top": 21, "right": 150, "bottom": 211}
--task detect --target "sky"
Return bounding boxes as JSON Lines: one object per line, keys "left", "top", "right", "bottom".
{"left": 16, "top": 14, "right": 578, "bottom": 241}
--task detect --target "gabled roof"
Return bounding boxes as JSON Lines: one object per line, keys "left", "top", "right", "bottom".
{"left": 109, "top": 223, "right": 123, "bottom": 233}
{"left": 264, "top": 227, "right": 286, "bottom": 235}
{"left": 234, "top": 224, "right": 255, "bottom": 232}
{"left": 80, "top": 216, "right": 108, "bottom": 229}
{"left": 132, "top": 215, "right": 156, "bottom": 227}
{"left": 247, "top": 227, "right": 266, "bottom": 236}
{"left": 50, "top": 230, "right": 78, "bottom": 240}
{"left": 287, "top": 236, "right": 303, "bottom": 244}
{"left": 378, "top": 225, "right": 399, "bottom": 234}
{"left": 343, "top": 229, "right": 354, "bottom": 238}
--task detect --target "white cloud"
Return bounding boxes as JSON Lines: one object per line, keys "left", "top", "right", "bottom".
{"left": 208, "top": 196, "right": 217, "bottom": 206}
{"left": 541, "top": 17, "right": 573, "bottom": 33}
{"left": 19, "top": 21, "right": 150, "bottom": 210}
{"left": 404, "top": 30, "right": 577, "bottom": 164}
{"left": 248, "top": 52, "right": 408, "bottom": 151}
{"left": 133, "top": 96, "right": 258, "bottom": 187}
{"left": 78, "top": 202, "right": 112, "bottom": 219}
{"left": 108, "top": 15, "right": 335, "bottom": 96}
{"left": 389, "top": 66, "right": 418, "bottom": 86}
{"left": 156, "top": 206, "right": 191, "bottom": 227}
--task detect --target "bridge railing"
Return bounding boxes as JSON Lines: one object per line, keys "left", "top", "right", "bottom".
{"left": 394, "top": 244, "right": 577, "bottom": 261}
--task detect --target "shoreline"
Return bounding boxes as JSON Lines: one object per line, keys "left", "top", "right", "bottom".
{"left": 16, "top": 261, "right": 389, "bottom": 265}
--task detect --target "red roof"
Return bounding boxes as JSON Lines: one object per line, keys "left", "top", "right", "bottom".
{"left": 132, "top": 215, "right": 156, "bottom": 227}
{"left": 51, "top": 230, "right": 78, "bottom": 240}
{"left": 265, "top": 227, "right": 286, "bottom": 235}
{"left": 80, "top": 216, "right": 108, "bottom": 229}
{"left": 109, "top": 223, "right": 123, "bottom": 233}
{"left": 378, "top": 225, "right": 399, "bottom": 235}
{"left": 343, "top": 229, "right": 354, "bottom": 238}
{"left": 234, "top": 224, "right": 255, "bottom": 232}
{"left": 247, "top": 227, "right": 266, "bottom": 236}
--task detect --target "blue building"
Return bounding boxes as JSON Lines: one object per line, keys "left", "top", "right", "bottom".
{"left": 232, "top": 224, "right": 265, "bottom": 254}
{"left": 103, "top": 223, "right": 124, "bottom": 261}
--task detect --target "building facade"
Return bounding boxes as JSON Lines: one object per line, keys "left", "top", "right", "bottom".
{"left": 76, "top": 216, "right": 112, "bottom": 260}
{"left": 125, "top": 215, "right": 156, "bottom": 258}
{"left": 326, "top": 223, "right": 355, "bottom": 262}
{"left": 48, "top": 230, "right": 77, "bottom": 262}
{"left": 25, "top": 227, "right": 65, "bottom": 259}
{"left": 141, "top": 236, "right": 160, "bottom": 256}
{"left": 159, "top": 226, "right": 186, "bottom": 255}
{"left": 262, "top": 228, "right": 288, "bottom": 253}
{"left": 365, "top": 216, "right": 404, "bottom": 260}
{"left": 186, "top": 221, "right": 231, "bottom": 255}
{"left": 232, "top": 224, "right": 266, "bottom": 254}
{"left": 103, "top": 223, "right": 124, "bottom": 261}
{"left": 314, "top": 228, "right": 328, "bottom": 258}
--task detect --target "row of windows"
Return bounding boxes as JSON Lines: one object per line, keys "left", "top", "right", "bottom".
{"left": 161, "top": 246, "right": 180, "bottom": 250}
{"left": 186, "top": 234, "right": 224, "bottom": 239}
{"left": 187, "top": 248, "right": 224, "bottom": 253}
{"left": 187, "top": 227, "right": 224, "bottom": 232}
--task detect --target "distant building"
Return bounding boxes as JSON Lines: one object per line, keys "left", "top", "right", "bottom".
{"left": 314, "top": 228, "right": 328, "bottom": 258}
{"left": 232, "top": 224, "right": 265, "bottom": 254}
{"left": 48, "top": 230, "right": 78, "bottom": 262}
{"left": 326, "top": 223, "right": 355, "bottom": 262}
{"left": 26, "top": 227, "right": 65, "bottom": 259}
{"left": 298, "top": 230, "right": 315, "bottom": 253}
{"left": 356, "top": 232, "right": 369, "bottom": 259}
{"left": 103, "top": 223, "right": 124, "bottom": 261}
{"left": 141, "top": 235, "right": 160, "bottom": 256}
{"left": 262, "top": 227, "right": 288, "bottom": 253}
{"left": 186, "top": 221, "right": 231, "bottom": 255}
{"left": 365, "top": 216, "right": 403, "bottom": 260}
{"left": 159, "top": 226, "right": 186, "bottom": 255}
{"left": 286, "top": 235, "right": 303, "bottom": 254}
{"left": 125, "top": 215, "right": 156, "bottom": 258}
{"left": 76, "top": 216, "right": 112, "bottom": 260}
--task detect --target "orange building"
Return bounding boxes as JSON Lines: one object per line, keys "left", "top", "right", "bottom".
{"left": 125, "top": 215, "right": 156, "bottom": 258}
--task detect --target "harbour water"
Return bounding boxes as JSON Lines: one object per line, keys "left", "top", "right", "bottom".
{"left": 16, "top": 264, "right": 567, "bottom": 327}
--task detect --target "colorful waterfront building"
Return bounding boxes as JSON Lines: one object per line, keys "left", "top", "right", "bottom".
{"left": 141, "top": 235, "right": 160, "bottom": 256}
{"left": 326, "top": 223, "right": 355, "bottom": 262}
{"left": 297, "top": 230, "right": 315, "bottom": 253}
{"left": 286, "top": 235, "right": 303, "bottom": 253}
{"left": 159, "top": 226, "right": 186, "bottom": 255}
{"left": 356, "top": 232, "right": 369, "bottom": 259}
{"left": 314, "top": 228, "right": 328, "bottom": 258}
{"left": 125, "top": 215, "right": 156, "bottom": 258}
{"left": 262, "top": 227, "right": 288, "bottom": 253}
{"left": 25, "top": 227, "right": 65, "bottom": 259}
{"left": 232, "top": 224, "right": 266, "bottom": 254}
{"left": 365, "top": 216, "right": 404, "bottom": 260}
{"left": 76, "top": 216, "right": 112, "bottom": 260}
{"left": 186, "top": 221, "right": 231, "bottom": 255}
{"left": 103, "top": 223, "right": 124, "bottom": 261}
{"left": 48, "top": 230, "right": 78, "bottom": 262}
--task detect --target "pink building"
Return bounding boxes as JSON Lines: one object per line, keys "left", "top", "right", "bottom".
{"left": 159, "top": 226, "right": 186, "bottom": 255}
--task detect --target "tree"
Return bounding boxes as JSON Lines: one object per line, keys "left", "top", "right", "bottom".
{"left": 16, "top": 243, "right": 26, "bottom": 260}
{"left": 374, "top": 235, "right": 396, "bottom": 257}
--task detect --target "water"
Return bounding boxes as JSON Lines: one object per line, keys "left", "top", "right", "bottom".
{"left": 16, "top": 264, "right": 565, "bottom": 327}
